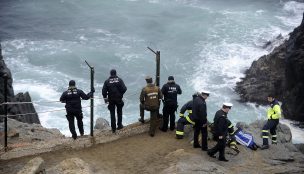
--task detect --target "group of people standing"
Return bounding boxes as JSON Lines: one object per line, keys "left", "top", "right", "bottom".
{"left": 59, "top": 69, "right": 282, "bottom": 162}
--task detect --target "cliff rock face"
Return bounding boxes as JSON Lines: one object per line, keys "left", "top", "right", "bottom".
{"left": 0, "top": 44, "right": 40, "bottom": 124}
{"left": 236, "top": 13, "right": 304, "bottom": 121}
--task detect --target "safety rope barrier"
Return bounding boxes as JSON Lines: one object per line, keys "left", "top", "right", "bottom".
{"left": 0, "top": 104, "right": 107, "bottom": 118}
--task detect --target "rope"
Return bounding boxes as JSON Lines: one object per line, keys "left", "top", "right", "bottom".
{"left": 0, "top": 104, "right": 106, "bottom": 118}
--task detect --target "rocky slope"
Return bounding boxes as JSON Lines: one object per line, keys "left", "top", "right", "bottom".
{"left": 236, "top": 13, "right": 304, "bottom": 122}
{"left": 0, "top": 119, "right": 304, "bottom": 174}
{"left": 0, "top": 43, "right": 39, "bottom": 124}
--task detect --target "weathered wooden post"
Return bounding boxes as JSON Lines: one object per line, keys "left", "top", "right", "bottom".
{"left": 85, "top": 60, "right": 94, "bottom": 137}
{"left": 147, "top": 47, "right": 160, "bottom": 87}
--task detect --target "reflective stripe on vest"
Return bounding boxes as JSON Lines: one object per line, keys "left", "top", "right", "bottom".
{"left": 186, "top": 115, "right": 195, "bottom": 125}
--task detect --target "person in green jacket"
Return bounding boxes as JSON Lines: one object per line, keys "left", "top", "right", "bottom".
{"left": 261, "top": 94, "right": 282, "bottom": 150}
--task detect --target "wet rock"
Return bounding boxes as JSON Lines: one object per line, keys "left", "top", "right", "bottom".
{"left": 235, "top": 13, "right": 304, "bottom": 122}
{"left": 94, "top": 117, "right": 110, "bottom": 130}
{"left": 0, "top": 44, "right": 39, "bottom": 124}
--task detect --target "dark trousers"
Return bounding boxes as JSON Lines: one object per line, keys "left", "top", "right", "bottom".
{"left": 176, "top": 116, "right": 194, "bottom": 138}
{"left": 162, "top": 105, "right": 177, "bottom": 131}
{"left": 193, "top": 120, "right": 208, "bottom": 150}
{"left": 262, "top": 119, "right": 279, "bottom": 145}
{"left": 208, "top": 137, "right": 226, "bottom": 159}
{"left": 66, "top": 112, "right": 83, "bottom": 139}
{"left": 108, "top": 100, "right": 124, "bottom": 131}
{"left": 140, "top": 104, "right": 158, "bottom": 136}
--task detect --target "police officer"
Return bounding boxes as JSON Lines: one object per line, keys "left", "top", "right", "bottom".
{"left": 102, "top": 69, "right": 127, "bottom": 133}
{"left": 175, "top": 93, "right": 198, "bottom": 139}
{"left": 139, "top": 76, "right": 163, "bottom": 137}
{"left": 160, "top": 76, "right": 182, "bottom": 132}
{"left": 192, "top": 90, "right": 210, "bottom": 151}
{"left": 261, "top": 94, "right": 281, "bottom": 150}
{"left": 207, "top": 103, "right": 233, "bottom": 162}
{"left": 60, "top": 80, "right": 94, "bottom": 140}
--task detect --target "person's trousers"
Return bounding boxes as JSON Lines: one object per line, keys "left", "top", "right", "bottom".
{"left": 208, "top": 137, "right": 226, "bottom": 159}
{"left": 66, "top": 112, "right": 83, "bottom": 139}
{"left": 108, "top": 100, "right": 124, "bottom": 131}
{"left": 176, "top": 116, "right": 195, "bottom": 138}
{"left": 262, "top": 119, "right": 279, "bottom": 145}
{"left": 162, "top": 105, "right": 177, "bottom": 131}
{"left": 149, "top": 110, "right": 158, "bottom": 136}
{"left": 193, "top": 120, "right": 208, "bottom": 149}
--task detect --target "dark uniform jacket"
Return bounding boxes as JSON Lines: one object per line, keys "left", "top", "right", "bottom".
{"left": 60, "top": 87, "right": 92, "bottom": 113}
{"left": 161, "top": 82, "right": 182, "bottom": 107}
{"left": 140, "top": 83, "right": 163, "bottom": 110}
{"left": 180, "top": 100, "right": 192, "bottom": 115}
{"left": 102, "top": 75, "right": 127, "bottom": 102}
{"left": 192, "top": 95, "right": 207, "bottom": 123}
{"left": 213, "top": 109, "right": 229, "bottom": 137}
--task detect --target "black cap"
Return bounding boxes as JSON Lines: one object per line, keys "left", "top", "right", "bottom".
{"left": 69, "top": 80, "right": 76, "bottom": 87}
{"left": 145, "top": 76, "right": 152, "bottom": 83}
{"left": 168, "top": 76, "right": 174, "bottom": 81}
{"left": 110, "top": 69, "right": 116, "bottom": 76}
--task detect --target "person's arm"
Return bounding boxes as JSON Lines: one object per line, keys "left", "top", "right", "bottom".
{"left": 140, "top": 88, "right": 145, "bottom": 104}
{"left": 60, "top": 92, "right": 66, "bottom": 103}
{"left": 217, "top": 117, "right": 227, "bottom": 138}
{"left": 272, "top": 105, "right": 282, "bottom": 119}
{"left": 158, "top": 88, "right": 163, "bottom": 100}
{"left": 119, "top": 78, "right": 127, "bottom": 95}
{"left": 177, "top": 84, "right": 182, "bottom": 95}
{"left": 102, "top": 80, "right": 108, "bottom": 103}
{"left": 79, "top": 90, "right": 91, "bottom": 100}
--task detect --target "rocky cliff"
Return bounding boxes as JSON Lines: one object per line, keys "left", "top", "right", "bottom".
{"left": 236, "top": 13, "right": 304, "bottom": 122}
{"left": 0, "top": 43, "right": 40, "bottom": 124}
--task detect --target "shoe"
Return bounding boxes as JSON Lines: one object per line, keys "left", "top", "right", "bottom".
{"left": 138, "top": 118, "right": 145, "bottom": 124}
{"left": 272, "top": 142, "right": 277, "bottom": 145}
{"left": 159, "top": 127, "right": 167, "bottom": 132}
{"left": 112, "top": 129, "right": 116, "bottom": 133}
{"left": 207, "top": 151, "right": 216, "bottom": 158}
{"left": 72, "top": 135, "right": 77, "bottom": 140}
{"left": 170, "top": 127, "right": 175, "bottom": 131}
{"left": 193, "top": 144, "right": 202, "bottom": 148}
{"left": 150, "top": 133, "right": 154, "bottom": 137}
{"left": 117, "top": 125, "right": 124, "bottom": 130}
{"left": 202, "top": 147, "right": 208, "bottom": 151}
{"left": 80, "top": 133, "right": 84, "bottom": 136}
{"left": 260, "top": 145, "right": 269, "bottom": 150}
{"left": 176, "top": 135, "right": 183, "bottom": 139}
{"left": 219, "top": 158, "right": 229, "bottom": 162}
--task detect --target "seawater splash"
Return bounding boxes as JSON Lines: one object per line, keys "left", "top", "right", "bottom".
{"left": 1, "top": 0, "right": 304, "bottom": 142}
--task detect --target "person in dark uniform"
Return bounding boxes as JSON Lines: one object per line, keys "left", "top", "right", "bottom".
{"left": 261, "top": 94, "right": 281, "bottom": 150}
{"left": 192, "top": 90, "right": 210, "bottom": 151}
{"left": 175, "top": 93, "right": 198, "bottom": 139}
{"left": 139, "top": 76, "right": 163, "bottom": 137}
{"left": 102, "top": 69, "right": 127, "bottom": 133}
{"left": 207, "top": 103, "right": 233, "bottom": 162}
{"left": 60, "top": 80, "right": 94, "bottom": 140}
{"left": 160, "top": 76, "right": 182, "bottom": 132}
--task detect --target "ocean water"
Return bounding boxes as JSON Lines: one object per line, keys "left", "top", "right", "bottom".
{"left": 1, "top": 0, "right": 304, "bottom": 143}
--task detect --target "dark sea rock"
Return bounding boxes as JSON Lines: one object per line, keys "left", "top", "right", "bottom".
{"left": 0, "top": 43, "right": 40, "bottom": 124}
{"left": 236, "top": 13, "right": 304, "bottom": 122}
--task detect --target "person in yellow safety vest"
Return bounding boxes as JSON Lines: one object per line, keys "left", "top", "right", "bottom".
{"left": 175, "top": 93, "right": 199, "bottom": 139}
{"left": 261, "top": 94, "right": 281, "bottom": 150}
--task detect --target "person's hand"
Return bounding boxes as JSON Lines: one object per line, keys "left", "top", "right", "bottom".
{"left": 91, "top": 87, "right": 95, "bottom": 93}
{"left": 104, "top": 98, "right": 109, "bottom": 104}
{"left": 219, "top": 136, "right": 223, "bottom": 139}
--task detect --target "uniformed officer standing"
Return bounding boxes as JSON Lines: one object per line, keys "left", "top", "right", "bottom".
{"left": 261, "top": 94, "right": 281, "bottom": 150}
{"left": 207, "top": 103, "right": 233, "bottom": 162}
{"left": 160, "top": 76, "right": 182, "bottom": 132}
{"left": 102, "top": 69, "right": 127, "bottom": 133}
{"left": 192, "top": 91, "right": 210, "bottom": 151}
{"left": 60, "top": 80, "right": 94, "bottom": 140}
{"left": 139, "top": 76, "right": 163, "bottom": 137}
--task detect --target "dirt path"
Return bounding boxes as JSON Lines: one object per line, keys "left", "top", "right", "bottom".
{"left": 0, "top": 130, "right": 200, "bottom": 174}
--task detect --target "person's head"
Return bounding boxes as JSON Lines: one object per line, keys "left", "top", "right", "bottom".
{"left": 222, "top": 102, "right": 233, "bottom": 113}
{"left": 200, "top": 90, "right": 210, "bottom": 100}
{"left": 69, "top": 80, "right": 76, "bottom": 87}
{"left": 110, "top": 69, "right": 117, "bottom": 76}
{"left": 267, "top": 94, "right": 275, "bottom": 103}
{"left": 145, "top": 76, "right": 153, "bottom": 84}
{"left": 168, "top": 76, "right": 175, "bottom": 83}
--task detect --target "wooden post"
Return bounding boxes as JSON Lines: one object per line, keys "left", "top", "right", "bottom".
{"left": 3, "top": 74, "right": 8, "bottom": 151}
{"left": 147, "top": 47, "right": 161, "bottom": 87}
